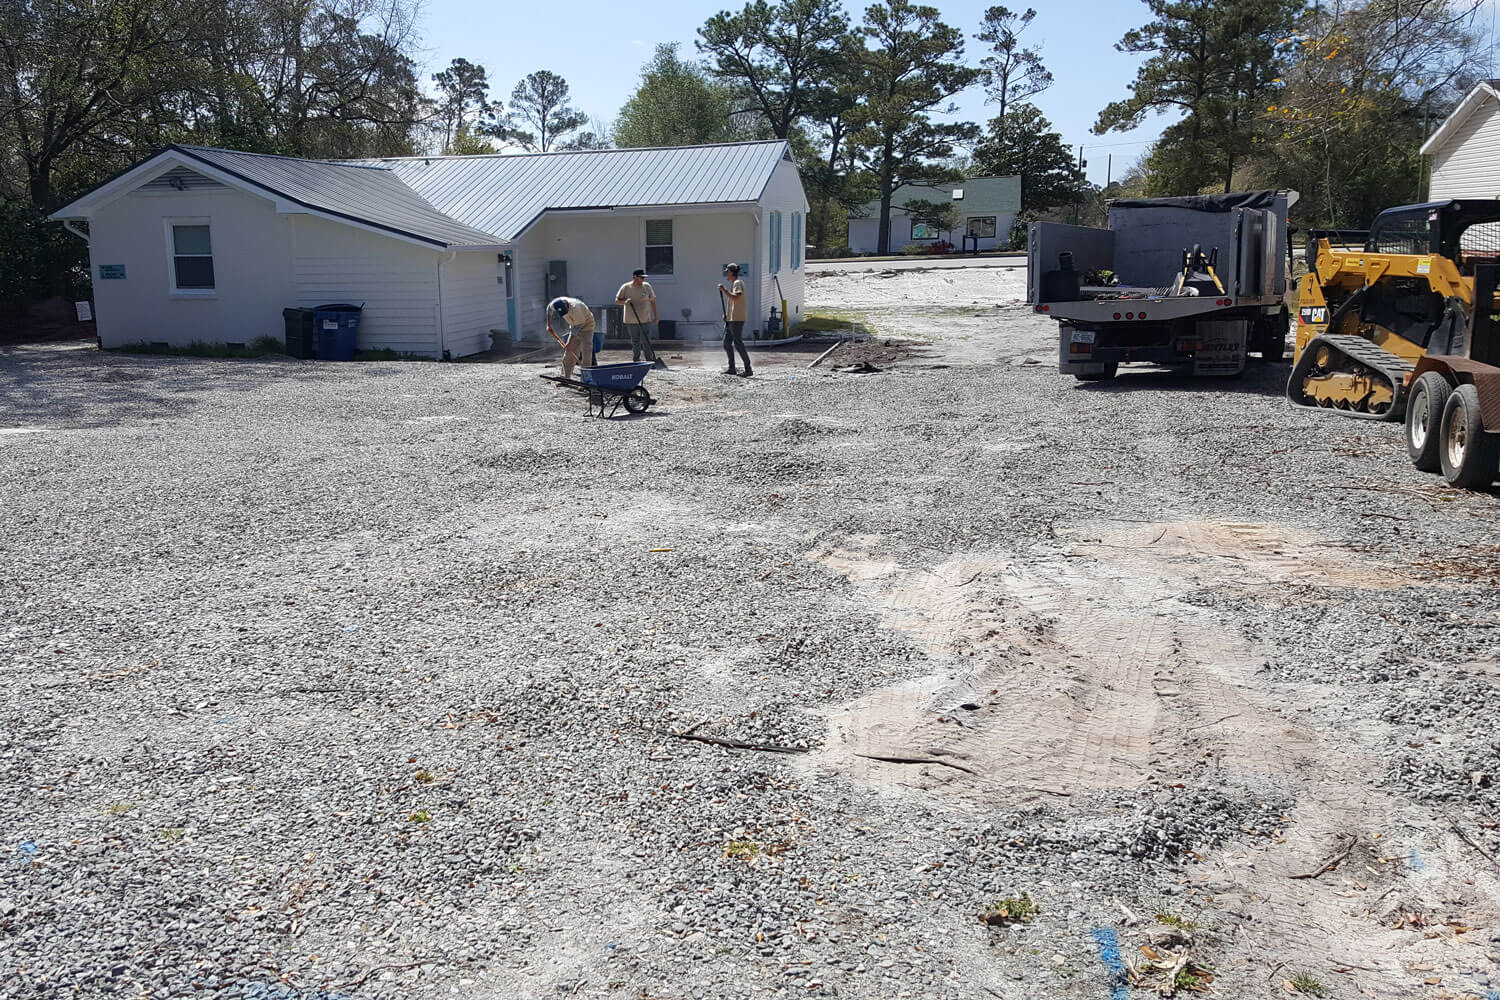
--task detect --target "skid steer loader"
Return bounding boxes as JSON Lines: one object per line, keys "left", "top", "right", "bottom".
{"left": 1290, "top": 199, "right": 1500, "bottom": 418}
{"left": 1291, "top": 199, "right": 1500, "bottom": 487}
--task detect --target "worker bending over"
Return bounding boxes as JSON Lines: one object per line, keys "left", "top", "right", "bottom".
{"left": 548, "top": 297, "right": 595, "bottom": 379}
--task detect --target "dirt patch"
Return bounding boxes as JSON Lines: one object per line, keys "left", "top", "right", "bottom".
{"left": 804, "top": 518, "right": 1496, "bottom": 996}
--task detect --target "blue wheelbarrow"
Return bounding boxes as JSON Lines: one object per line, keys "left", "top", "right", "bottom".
{"left": 540, "top": 361, "right": 656, "bottom": 417}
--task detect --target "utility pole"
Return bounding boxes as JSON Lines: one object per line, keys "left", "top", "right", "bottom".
{"left": 1072, "top": 145, "right": 1087, "bottom": 224}
{"left": 1106, "top": 153, "right": 1112, "bottom": 191}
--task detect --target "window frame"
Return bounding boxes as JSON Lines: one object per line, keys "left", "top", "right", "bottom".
{"left": 910, "top": 219, "right": 940, "bottom": 241}
{"left": 643, "top": 218, "right": 675, "bottom": 280}
{"left": 164, "top": 218, "right": 216, "bottom": 297}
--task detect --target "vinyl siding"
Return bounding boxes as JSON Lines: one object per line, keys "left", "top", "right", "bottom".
{"left": 290, "top": 214, "right": 441, "bottom": 356}
{"left": 87, "top": 184, "right": 294, "bottom": 349}
{"left": 757, "top": 157, "right": 808, "bottom": 332}
{"left": 440, "top": 251, "right": 504, "bottom": 357}
{"left": 1429, "top": 98, "right": 1500, "bottom": 200}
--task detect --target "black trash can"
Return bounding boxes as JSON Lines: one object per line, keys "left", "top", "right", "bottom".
{"left": 313, "top": 303, "right": 362, "bottom": 361}
{"left": 282, "top": 308, "right": 317, "bottom": 359}
{"left": 657, "top": 319, "right": 677, "bottom": 340}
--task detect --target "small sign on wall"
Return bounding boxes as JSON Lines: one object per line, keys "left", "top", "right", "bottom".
{"left": 75, "top": 301, "right": 93, "bottom": 322}
{"left": 98, "top": 264, "right": 126, "bottom": 279}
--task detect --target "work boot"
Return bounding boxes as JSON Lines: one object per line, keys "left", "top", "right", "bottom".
{"left": 722, "top": 367, "right": 739, "bottom": 376}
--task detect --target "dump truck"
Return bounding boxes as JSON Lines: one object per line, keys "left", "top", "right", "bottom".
{"left": 1290, "top": 198, "right": 1500, "bottom": 487}
{"left": 1027, "top": 190, "right": 1297, "bottom": 380}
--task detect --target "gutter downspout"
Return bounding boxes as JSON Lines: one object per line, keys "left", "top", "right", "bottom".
{"left": 436, "top": 250, "right": 456, "bottom": 359}
{"left": 62, "top": 220, "right": 90, "bottom": 243}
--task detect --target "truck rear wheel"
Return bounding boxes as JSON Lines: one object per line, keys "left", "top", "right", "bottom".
{"left": 1074, "top": 363, "right": 1118, "bottom": 382}
{"left": 1405, "top": 371, "right": 1451, "bottom": 473}
{"left": 1439, "top": 383, "right": 1498, "bottom": 489}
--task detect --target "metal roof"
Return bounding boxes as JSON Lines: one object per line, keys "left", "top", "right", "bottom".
{"left": 362, "top": 141, "right": 790, "bottom": 240}
{"left": 851, "top": 175, "right": 1021, "bottom": 218}
{"left": 172, "top": 145, "right": 505, "bottom": 248}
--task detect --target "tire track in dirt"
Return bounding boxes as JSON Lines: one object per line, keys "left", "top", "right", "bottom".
{"left": 805, "top": 519, "right": 1497, "bottom": 996}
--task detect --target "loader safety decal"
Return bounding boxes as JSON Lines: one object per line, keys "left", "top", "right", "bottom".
{"left": 1298, "top": 306, "right": 1328, "bottom": 325}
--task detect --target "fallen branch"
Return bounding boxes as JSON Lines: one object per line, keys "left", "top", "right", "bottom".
{"left": 651, "top": 728, "right": 809, "bottom": 755}
{"left": 1187, "top": 713, "right": 1241, "bottom": 731}
{"left": 338, "top": 959, "right": 446, "bottom": 988}
{"left": 854, "top": 752, "right": 976, "bottom": 775}
{"left": 1289, "top": 834, "right": 1356, "bottom": 879}
{"left": 1450, "top": 818, "right": 1500, "bottom": 868}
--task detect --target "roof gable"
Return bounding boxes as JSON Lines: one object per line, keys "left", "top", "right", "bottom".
{"left": 50, "top": 145, "right": 505, "bottom": 249}
{"left": 51, "top": 140, "right": 795, "bottom": 247}
{"left": 1421, "top": 81, "right": 1500, "bottom": 157}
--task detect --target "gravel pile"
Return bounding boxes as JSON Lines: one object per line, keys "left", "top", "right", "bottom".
{"left": 3, "top": 275, "right": 1499, "bottom": 999}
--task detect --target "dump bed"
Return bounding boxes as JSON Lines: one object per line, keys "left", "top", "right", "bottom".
{"left": 1027, "top": 190, "right": 1295, "bottom": 324}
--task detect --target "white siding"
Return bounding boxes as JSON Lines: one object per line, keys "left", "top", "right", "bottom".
{"left": 514, "top": 209, "right": 758, "bottom": 343}
{"left": 1429, "top": 98, "right": 1500, "bottom": 200}
{"left": 756, "top": 156, "right": 808, "bottom": 334}
{"left": 440, "top": 251, "right": 504, "bottom": 357}
{"left": 289, "top": 214, "right": 442, "bottom": 356}
{"left": 86, "top": 184, "right": 294, "bottom": 349}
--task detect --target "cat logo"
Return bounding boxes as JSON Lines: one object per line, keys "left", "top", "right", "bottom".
{"left": 1298, "top": 306, "right": 1328, "bottom": 325}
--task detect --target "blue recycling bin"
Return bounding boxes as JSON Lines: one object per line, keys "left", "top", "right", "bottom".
{"left": 313, "top": 303, "right": 362, "bottom": 361}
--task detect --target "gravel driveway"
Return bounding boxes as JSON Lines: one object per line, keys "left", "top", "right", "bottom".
{"left": 2, "top": 268, "right": 1498, "bottom": 1000}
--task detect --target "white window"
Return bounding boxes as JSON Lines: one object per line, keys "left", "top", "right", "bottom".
{"left": 966, "top": 216, "right": 997, "bottom": 238}
{"left": 645, "top": 219, "right": 673, "bottom": 275}
{"left": 166, "top": 219, "right": 215, "bottom": 294}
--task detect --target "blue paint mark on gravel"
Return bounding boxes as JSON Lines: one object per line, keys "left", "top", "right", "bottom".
{"left": 1409, "top": 849, "right": 1424, "bottom": 871}
{"left": 1091, "top": 927, "right": 1130, "bottom": 1000}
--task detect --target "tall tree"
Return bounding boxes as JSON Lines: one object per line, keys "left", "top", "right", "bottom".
{"left": 1255, "top": 0, "right": 1485, "bottom": 226}
{"left": 432, "top": 57, "right": 495, "bottom": 154}
{"left": 614, "top": 44, "right": 754, "bottom": 148}
{"left": 975, "top": 6, "right": 1052, "bottom": 120}
{"left": 971, "top": 103, "right": 1081, "bottom": 212}
{"left": 0, "top": 0, "right": 201, "bottom": 207}
{"left": 507, "top": 70, "right": 588, "bottom": 152}
{"left": 1093, "top": 0, "right": 1301, "bottom": 194}
{"left": 696, "top": 0, "right": 850, "bottom": 139}
{"left": 848, "top": 0, "right": 981, "bottom": 254}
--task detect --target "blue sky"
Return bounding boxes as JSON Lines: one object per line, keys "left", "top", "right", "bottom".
{"left": 417, "top": 0, "right": 1499, "bottom": 186}
{"left": 416, "top": 0, "right": 1166, "bottom": 185}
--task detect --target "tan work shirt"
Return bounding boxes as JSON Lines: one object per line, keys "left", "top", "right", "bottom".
{"left": 725, "top": 278, "right": 747, "bottom": 322}
{"left": 616, "top": 281, "right": 656, "bottom": 324}
{"left": 554, "top": 297, "right": 595, "bottom": 331}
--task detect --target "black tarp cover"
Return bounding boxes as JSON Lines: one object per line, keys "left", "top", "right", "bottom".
{"left": 1108, "top": 190, "right": 1286, "bottom": 213}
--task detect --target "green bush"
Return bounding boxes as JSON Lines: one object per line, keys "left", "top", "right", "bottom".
{"left": 0, "top": 200, "right": 90, "bottom": 314}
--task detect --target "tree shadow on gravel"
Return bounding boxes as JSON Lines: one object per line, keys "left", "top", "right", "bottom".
{"left": 1069, "top": 360, "right": 1290, "bottom": 398}
{"left": 0, "top": 344, "right": 348, "bottom": 430}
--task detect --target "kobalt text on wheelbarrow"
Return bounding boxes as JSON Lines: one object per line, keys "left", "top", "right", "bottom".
{"left": 539, "top": 362, "right": 656, "bottom": 417}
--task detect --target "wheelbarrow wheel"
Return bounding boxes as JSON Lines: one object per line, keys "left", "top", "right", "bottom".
{"left": 623, "top": 387, "right": 651, "bottom": 413}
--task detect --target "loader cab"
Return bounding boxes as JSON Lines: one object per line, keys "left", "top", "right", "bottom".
{"left": 1366, "top": 200, "right": 1500, "bottom": 274}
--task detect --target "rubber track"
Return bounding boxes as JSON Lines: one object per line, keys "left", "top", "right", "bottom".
{"left": 1286, "top": 333, "right": 1416, "bottom": 422}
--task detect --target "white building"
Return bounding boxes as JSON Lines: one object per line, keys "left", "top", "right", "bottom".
{"left": 846, "top": 176, "right": 1021, "bottom": 255}
{"left": 50, "top": 141, "right": 810, "bottom": 357}
{"left": 1421, "top": 80, "right": 1500, "bottom": 201}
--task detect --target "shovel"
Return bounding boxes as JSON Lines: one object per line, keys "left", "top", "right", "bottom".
{"left": 544, "top": 322, "right": 583, "bottom": 374}
{"left": 627, "top": 298, "right": 668, "bottom": 370}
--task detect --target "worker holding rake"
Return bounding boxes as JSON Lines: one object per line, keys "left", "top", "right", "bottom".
{"left": 718, "top": 263, "right": 752, "bottom": 378}
{"left": 547, "top": 296, "right": 596, "bottom": 379}
{"left": 615, "top": 269, "right": 659, "bottom": 364}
